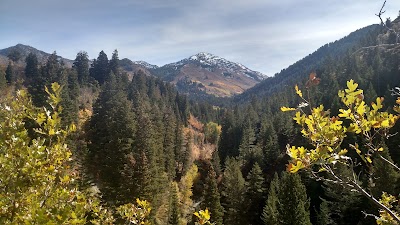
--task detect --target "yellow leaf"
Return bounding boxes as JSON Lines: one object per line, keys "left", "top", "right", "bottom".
{"left": 338, "top": 109, "right": 351, "bottom": 118}
{"left": 295, "top": 85, "right": 303, "bottom": 98}
{"left": 345, "top": 79, "right": 358, "bottom": 93}
{"left": 69, "top": 124, "right": 76, "bottom": 132}
{"left": 338, "top": 149, "right": 348, "bottom": 156}
{"left": 356, "top": 101, "right": 366, "bottom": 115}
{"left": 294, "top": 111, "right": 303, "bottom": 124}
{"left": 288, "top": 161, "right": 304, "bottom": 173}
{"left": 377, "top": 147, "right": 384, "bottom": 152}
{"left": 298, "top": 146, "right": 307, "bottom": 157}
{"left": 372, "top": 97, "right": 384, "bottom": 111}
{"left": 281, "top": 106, "right": 296, "bottom": 112}
{"left": 287, "top": 146, "right": 299, "bottom": 159}
{"left": 381, "top": 119, "right": 389, "bottom": 128}
{"left": 366, "top": 156, "right": 372, "bottom": 164}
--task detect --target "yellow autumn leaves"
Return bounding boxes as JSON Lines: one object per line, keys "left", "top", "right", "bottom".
{"left": 282, "top": 79, "right": 399, "bottom": 173}
{"left": 194, "top": 209, "right": 213, "bottom": 225}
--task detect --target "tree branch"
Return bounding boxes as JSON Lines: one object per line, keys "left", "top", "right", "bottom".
{"left": 350, "top": 179, "right": 400, "bottom": 224}
{"left": 312, "top": 164, "right": 400, "bottom": 224}
{"left": 378, "top": 154, "right": 400, "bottom": 172}
{"left": 375, "top": 0, "right": 400, "bottom": 44}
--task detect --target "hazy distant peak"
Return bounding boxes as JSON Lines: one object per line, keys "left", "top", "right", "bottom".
{"left": 132, "top": 60, "right": 159, "bottom": 69}
{"left": 0, "top": 43, "right": 73, "bottom": 67}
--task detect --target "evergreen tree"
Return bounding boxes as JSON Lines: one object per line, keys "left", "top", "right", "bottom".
{"left": 133, "top": 95, "right": 168, "bottom": 218}
{"left": 73, "top": 51, "right": 90, "bottom": 85}
{"left": 0, "top": 68, "right": 6, "bottom": 88}
{"left": 168, "top": 182, "right": 180, "bottom": 225}
{"left": 262, "top": 173, "right": 279, "bottom": 225}
{"left": 317, "top": 198, "right": 332, "bottom": 225}
{"left": 28, "top": 53, "right": 63, "bottom": 107}
{"left": 211, "top": 149, "right": 222, "bottom": 177}
{"left": 259, "top": 117, "right": 280, "bottom": 168}
{"left": 219, "top": 110, "right": 240, "bottom": 163}
{"left": 163, "top": 109, "right": 177, "bottom": 179}
{"left": 239, "top": 118, "right": 263, "bottom": 174}
{"left": 109, "top": 49, "right": 120, "bottom": 76}
{"left": 87, "top": 73, "right": 136, "bottom": 203}
{"left": 5, "top": 62, "right": 14, "bottom": 84}
{"left": 262, "top": 172, "right": 311, "bottom": 225}
{"left": 221, "top": 158, "right": 246, "bottom": 225}
{"left": 202, "top": 165, "right": 224, "bottom": 225}
{"left": 24, "top": 52, "right": 40, "bottom": 81}
{"left": 133, "top": 149, "right": 153, "bottom": 201}
{"left": 60, "top": 69, "right": 79, "bottom": 126}
{"left": 181, "top": 130, "right": 193, "bottom": 176}
{"left": 43, "top": 52, "right": 62, "bottom": 83}
{"left": 277, "top": 172, "right": 311, "bottom": 225}
{"left": 245, "top": 163, "right": 265, "bottom": 225}
{"left": 90, "top": 50, "right": 109, "bottom": 84}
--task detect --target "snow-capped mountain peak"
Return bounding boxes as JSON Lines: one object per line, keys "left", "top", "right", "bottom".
{"left": 185, "top": 52, "right": 266, "bottom": 81}
{"left": 132, "top": 60, "right": 159, "bottom": 69}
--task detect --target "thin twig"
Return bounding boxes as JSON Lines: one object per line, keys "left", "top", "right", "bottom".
{"left": 378, "top": 154, "right": 400, "bottom": 172}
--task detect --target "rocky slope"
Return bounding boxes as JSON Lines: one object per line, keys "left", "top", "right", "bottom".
{"left": 152, "top": 52, "right": 266, "bottom": 97}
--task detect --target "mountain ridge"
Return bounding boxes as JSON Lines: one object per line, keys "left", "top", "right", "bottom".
{"left": 0, "top": 44, "right": 266, "bottom": 97}
{"left": 0, "top": 43, "right": 74, "bottom": 67}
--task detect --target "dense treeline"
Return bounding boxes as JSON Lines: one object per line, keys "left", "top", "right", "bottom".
{"left": 1, "top": 15, "right": 400, "bottom": 225}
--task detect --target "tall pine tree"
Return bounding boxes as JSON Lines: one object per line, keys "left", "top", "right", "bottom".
{"left": 221, "top": 158, "right": 246, "bottom": 225}
{"left": 202, "top": 165, "right": 224, "bottom": 225}
{"left": 24, "top": 52, "right": 40, "bottom": 81}
{"left": 168, "top": 182, "right": 180, "bottom": 225}
{"left": 0, "top": 68, "right": 6, "bottom": 88}
{"left": 262, "top": 172, "right": 312, "bottom": 225}
{"left": 90, "top": 50, "right": 109, "bottom": 85}
{"left": 262, "top": 173, "right": 279, "bottom": 225}
{"left": 73, "top": 51, "right": 90, "bottom": 85}
{"left": 245, "top": 163, "right": 265, "bottom": 225}
{"left": 87, "top": 73, "right": 136, "bottom": 204}
{"left": 5, "top": 62, "right": 14, "bottom": 84}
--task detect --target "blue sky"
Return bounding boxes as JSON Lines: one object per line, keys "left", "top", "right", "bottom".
{"left": 1, "top": 0, "right": 400, "bottom": 76}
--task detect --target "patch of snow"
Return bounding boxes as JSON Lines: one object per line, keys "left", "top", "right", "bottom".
{"left": 133, "top": 60, "right": 159, "bottom": 69}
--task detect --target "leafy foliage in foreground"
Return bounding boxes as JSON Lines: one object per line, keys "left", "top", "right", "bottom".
{"left": 0, "top": 83, "right": 152, "bottom": 224}
{"left": 0, "top": 83, "right": 112, "bottom": 224}
{"left": 282, "top": 78, "right": 400, "bottom": 224}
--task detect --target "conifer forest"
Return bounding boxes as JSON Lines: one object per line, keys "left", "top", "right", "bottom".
{"left": 1, "top": 2, "right": 400, "bottom": 225}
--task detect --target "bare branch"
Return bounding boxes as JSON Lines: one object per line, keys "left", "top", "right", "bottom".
{"left": 375, "top": 0, "right": 400, "bottom": 44}
{"left": 311, "top": 163, "right": 400, "bottom": 224}
{"left": 350, "top": 179, "right": 400, "bottom": 224}
{"left": 378, "top": 154, "right": 400, "bottom": 172}
{"left": 362, "top": 211, "right": 381, "bottom": 220}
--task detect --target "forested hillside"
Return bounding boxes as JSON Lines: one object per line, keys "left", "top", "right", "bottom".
{"left": 1, "top": 13, "right": 400, "bottom": 225}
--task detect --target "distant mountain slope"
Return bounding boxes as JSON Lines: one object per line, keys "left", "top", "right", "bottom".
{"left": 0, "top": 44, "right": 265, "bottom": 98}
{"left": 119, "top": 58, "right": 157, "bottom": 77}
{"left": 236, "top": 24, "right": 382, "bottom": 102}
{"left": 152, "top": 52, "right": 266, "bottom": 97}
{"left": 0, "top": 44, "right": 73, "bottom": 67}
